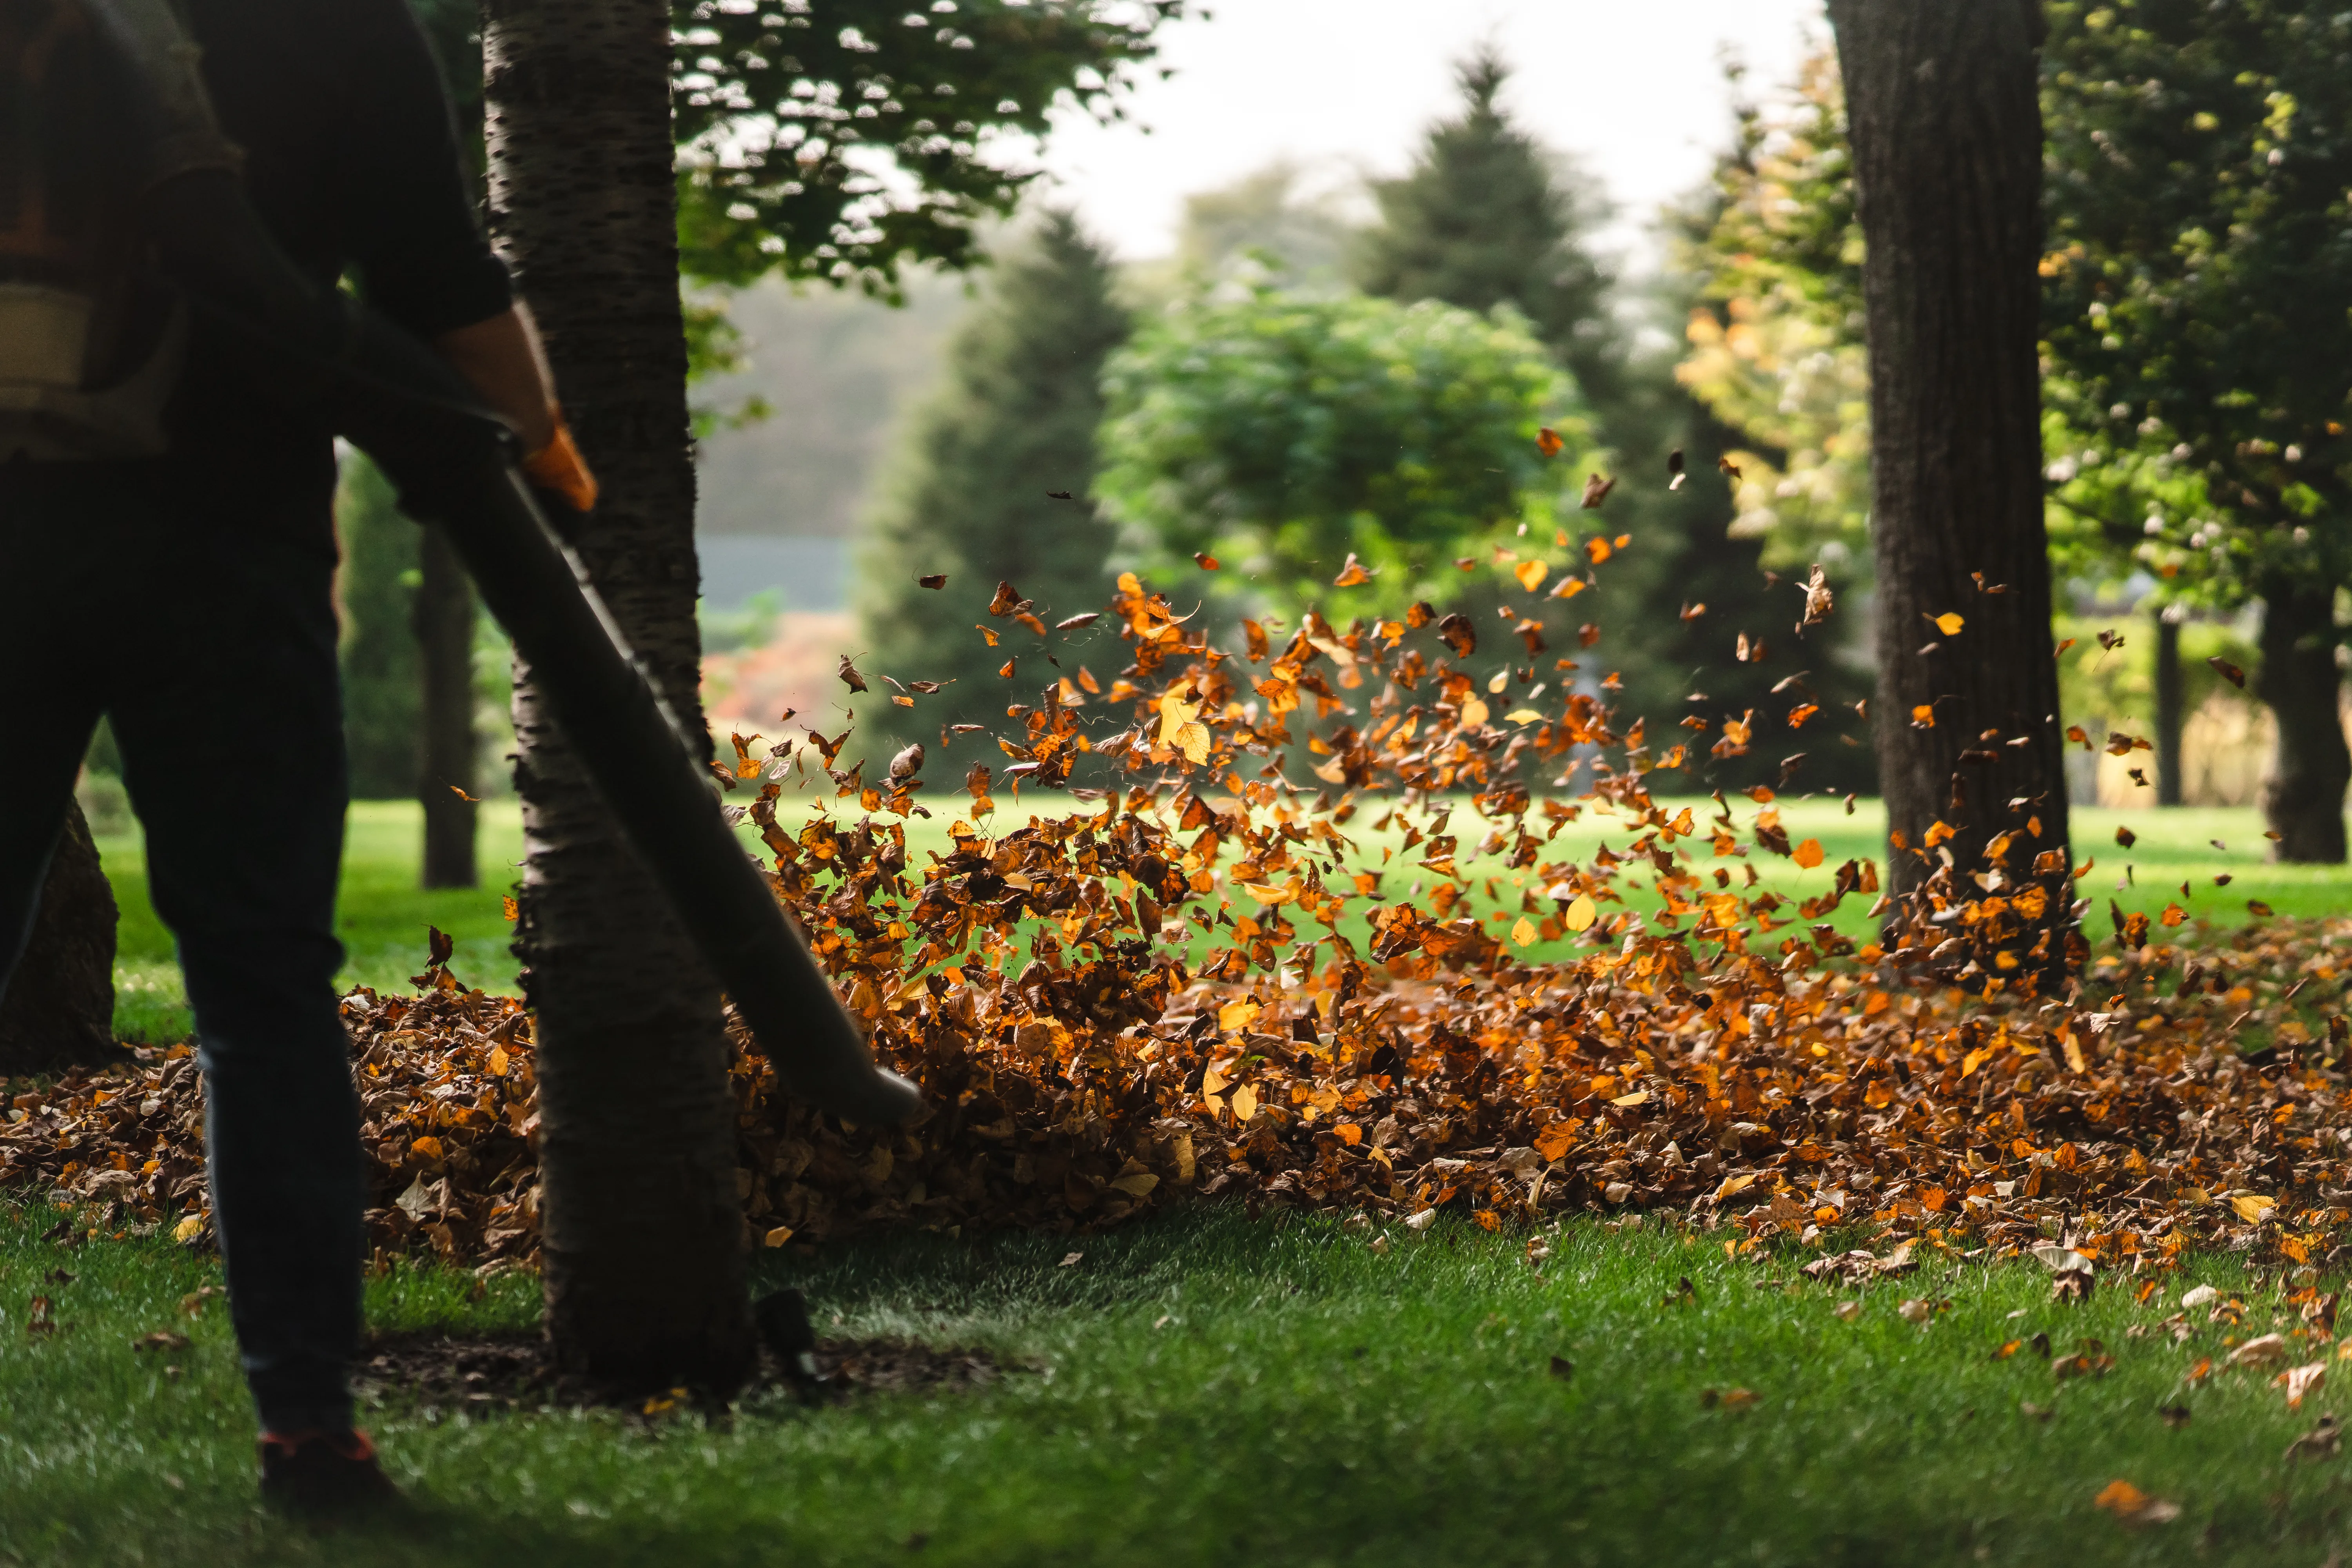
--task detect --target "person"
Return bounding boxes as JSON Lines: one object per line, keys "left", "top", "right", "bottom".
{"left": 0, "top": 0, "right": 591, "bottom": 1513}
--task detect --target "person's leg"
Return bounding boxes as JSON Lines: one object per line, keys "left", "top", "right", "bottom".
{"left": 0, "top": 468, "right": 110, "bottom": 1009}
{"left": 106, "top": 489, "right": 361, "bottom": 1438}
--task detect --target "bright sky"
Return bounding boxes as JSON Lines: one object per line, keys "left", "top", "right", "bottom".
{"left": 1039, "top": 0, "right": 1828, "bottom": 267}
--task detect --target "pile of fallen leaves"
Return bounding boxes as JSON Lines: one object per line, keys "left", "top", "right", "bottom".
{"left": 9, "top": 526, "right": 2352, "bottom": 1276}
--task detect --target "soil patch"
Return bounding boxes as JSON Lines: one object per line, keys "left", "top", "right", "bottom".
{"left": 354, "top": 1330, "right": 1021, "bottom": 1417}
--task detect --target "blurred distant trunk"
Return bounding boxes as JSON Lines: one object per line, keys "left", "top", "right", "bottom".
{"left": 483, "top": 0, "right": 754, "bottom": 1394}
{"left": 2153, "top": 610, "right": 2183, "bottom": 807}
{"left": 416, "top": 523, "right": 479, "bottom": 888}
{"left": 1829, "top": 0, "right": 2071, "bottom": 986}
{"left": 0, "top": 800, "right": 121, "bottom": 1072}
{"left": 2255, "top": 574, "right": 2348, "bottom": 863}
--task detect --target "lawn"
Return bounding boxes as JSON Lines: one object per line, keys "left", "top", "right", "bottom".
{"left": 1, "top": 1200, "right": 2347, "bottom": 1566}
{"left": 92, "top": 796, "right": 2349, "bottom": 1044}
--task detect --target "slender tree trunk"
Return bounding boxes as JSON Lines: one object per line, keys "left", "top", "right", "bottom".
{"left": 2154, "top": 608, "right": 2183, "bottom": 807}
{"left": 2255, "top": 575, "right": 2348, "bottom": 863}
{"left": 1828, "top": 0, "right": 2071, "bottom": 985}
{"left": 481, "top": 0, "right": 753, "bottom": 1390}
{"left": 0, "top": 799, "right": 121, "bottom": 1073}
{"left": 415, "top": 524, "right": 479, "bottom": 889}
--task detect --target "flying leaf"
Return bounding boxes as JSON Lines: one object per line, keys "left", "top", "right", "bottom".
{"left": 1514, "top": 559, "right": 1548, "bottom": 592}
{"left": 988, "top": 581, "right": 1024, "bottom": 615}
{"left": 1510, "top": 916, "right": 1537, "bottom": 947}
{"left": 888, "top": 742, "right": 924, "bottom": 780}
{"left": 1332, "top": 553, "right": 1373, "bottom": 588}
{"left": 2208, "top": 655, "right": 2246, "bottom": 687}
{"left": 1580, "top": 472, "right": 1615, "bottom": 509}
{"left": 1584, "top": 535, "right": 1613, "bottom": 564}
{"left": 1666, "top": 448, "right": 1686, "bottom": 490}
{"left": 1435, "top": 613, "right": 1477, "bottom": 657}
{"left": 1535, "top": 426, "right": 1564, "bottom": 457}
{"left": 916, "top": 573, "right": 947, "bottom": 590}
{"left": 836, "top": 655, "right": 868, "bottom": 692}
{"left": 1792, "top": 838, "right": 1824, "bottom": 869}
{"left": 1563, "top": 894, "right": 1597, "bottom": 933}
{"left": 1680, "top": 601, "right": 1707, "bottom": 621}
{"left": 1194, "top": 552, "right": 1220, "bottom": 571}
{"left": 1929, "top": 612, "right": 1964, "bottom": 637}
{"left": 975, "top": 624, "right": 1000, "bottom": 647}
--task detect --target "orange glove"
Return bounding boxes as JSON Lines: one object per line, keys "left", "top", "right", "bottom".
{"left": 522, "top": 410, "right": 599, "bottom": 512}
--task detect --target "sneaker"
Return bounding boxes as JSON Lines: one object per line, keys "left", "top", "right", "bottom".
{"left": 258, "top": 1428, "right": 401, "bottom": 1517}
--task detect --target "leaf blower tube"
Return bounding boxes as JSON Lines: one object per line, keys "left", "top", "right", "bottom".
{"left": 89, "top": 0, "right": 919, "bottom": 1125}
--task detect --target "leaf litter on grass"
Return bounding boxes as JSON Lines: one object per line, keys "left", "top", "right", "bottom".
{"left": 9, "top": 552, "right": 2352, "bottom": 1330}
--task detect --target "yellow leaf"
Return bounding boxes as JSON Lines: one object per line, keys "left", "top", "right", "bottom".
{"left": 1217, "top": 1000, "right": 1260, "bottom": 1032}
{"left": 1715, "top": 1172, "right": 1757, "bottom": 1201}
{"left": 1611, "top": 1089, "right": 1651, "bottom": 1107}
{"left": 1241, "top": 881, "right": 1298, "bottom": 906}
{"left": 2232, "top": 1194, "right": 2278, "bottom": 1224}
{"left": 172, "top": 1214, "right": 205, "bottom": 1244}
{"left": 1504, "top": 708, "right": 1545, "bottom": 724}
{"left": 1110, "top": 1171, "right": 1161, "bottom": 1197}
{"left": 1514, "top": 559, "right": 1548, "bottom": 592}
{"left": 1933, "top": 612, "right": 1964, "bottom": 636}
{"left": 487, "top": 1046, "right": 510, "bottom": 1077}
{"left": 1550, "top": 575, "right": 1587, "bottom": 601}
{"left": 1511, "top": 916, "right": 1537, "bottom": 947}
{"left": 764, "top": 1225, "right": 795, "bottom": 1248}
{"left": 1563, "top": 894, "right": 1598, "bottom": 933}
{"left": 1230, "top": 1083, "right": 1259, "bottom": 1121}
{"left": 1459, "top": 697, "right": 1490, "bottom": 728}
{"left": 1331, "top": 552, "right": 1372, "bottom": 587}
{"left": 1174, "top": 721, "right": 1211, "bottom": 765}
{"left": 1791, "top": 838, "right": 1824, "bottom": 869}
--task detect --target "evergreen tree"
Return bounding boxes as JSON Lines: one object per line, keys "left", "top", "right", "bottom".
{"left": 1354, "top": 49, "right": 1876, "bottom": 796}
{"left": 853, "top": 212, "right": 1130, "bottom": 771}
{"left": 1352, "top": 49, "right": 1621, "bottom": 410}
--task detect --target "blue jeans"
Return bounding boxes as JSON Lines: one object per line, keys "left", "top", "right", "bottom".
{"left": 0, "top": 458, "right": 361, "bottom": 1436}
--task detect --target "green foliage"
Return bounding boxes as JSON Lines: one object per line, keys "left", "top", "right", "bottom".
{"left": 335, "top": 457, "right": 423, "bottom": 802}
{"left": 1095, "top": 290, "right": 1590, "bottom": 618}
{"left": 853, "top": 212, "right": 1129, "bottom": 756}
{"left": 2040, "top": 0, "right": 2352, "bottom": 603}
{"left": 674, "top": 0, "right": 1183, "bottom": 293}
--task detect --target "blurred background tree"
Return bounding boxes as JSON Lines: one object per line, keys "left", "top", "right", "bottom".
{"left": 1096, "top": 289, "right": 1591, "bottom": 619}
{"left": 1349, "top": 49, "right": 1876, "bottom": 795}
{"left": 853, "top": 212, "right": 1130, "bottom": 763}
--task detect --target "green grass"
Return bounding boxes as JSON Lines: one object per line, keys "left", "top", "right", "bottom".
{"left": 3, "top": 1199, "right": 2349, "bottom": 1565}
{"left": 91, "top": 797, "right": 2352, "bottom": 1045}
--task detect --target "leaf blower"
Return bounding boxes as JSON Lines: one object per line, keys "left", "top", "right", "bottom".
{"left": 61, "top": 0, "right": 918, "bottom": 1125}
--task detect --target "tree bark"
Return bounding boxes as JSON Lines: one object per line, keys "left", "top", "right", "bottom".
{"left": 0, "top": 799, "right": 123, "bottom": 1073}
{"left": 482, "top": 0, "right": 753, "bottom": 1390}
{"left": 2255, "top": 575, "right": 2348, "bottom": 862}
{"left": 2154, "top": 608, "right": 2183, "bottom": 807}
{"left": 1828, "top": 0, "right": 2071, "bottom": 986}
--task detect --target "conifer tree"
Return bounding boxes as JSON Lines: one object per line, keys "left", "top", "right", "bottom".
{"left": 853, "top": 212, "right": 1130, "bottom": 769}
{"left": 1355, "top": 49, "right": 1876, "bottom": 795}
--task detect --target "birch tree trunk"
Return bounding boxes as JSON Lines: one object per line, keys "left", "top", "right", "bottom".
{"left": 1827, "top": 0, "right": 2074, "bottom": 986}
{"left": 480, "top": 0, "right": 754, "bottom": 1392}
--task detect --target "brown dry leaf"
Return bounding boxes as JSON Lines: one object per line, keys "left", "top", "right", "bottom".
{"left": 1193, "top": 552, "right": 1220, "bottom": 571}
{"left": 1332, "top": 553, "right": 1374, "bottom": 588}
{"left": 1580, "top": 472, "right": 1615, "bottom": 509}
{"left": 2208, "top": 655, "right": 2246, "bottom": 688}
{"left": 988, "top": 581, "right": 1025, "bottom": 615}
{"left": 917, "top": 573, "right": 947, "bottom": 590}
{"left": 836, "top": 656, "right": 869, "bottom": 693}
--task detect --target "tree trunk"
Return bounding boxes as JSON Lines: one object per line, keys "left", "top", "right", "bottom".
{"left": 1828, "top": 0, "right": 2071, "bottom": 987}
{"left": 0, "top": 799, "right": 123, "bottom": 1073}
{"left": 415, "top": 523, "right": 480, "bottom": 889}
{"left": 482, "top": 0, "right": 753, "bottom": 1390}
{"left": 2256, "top": 575, "right": 2348, "bottom": 862}
{"left": 2154, "top": 608, "right": 2183, "bottom": 807}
